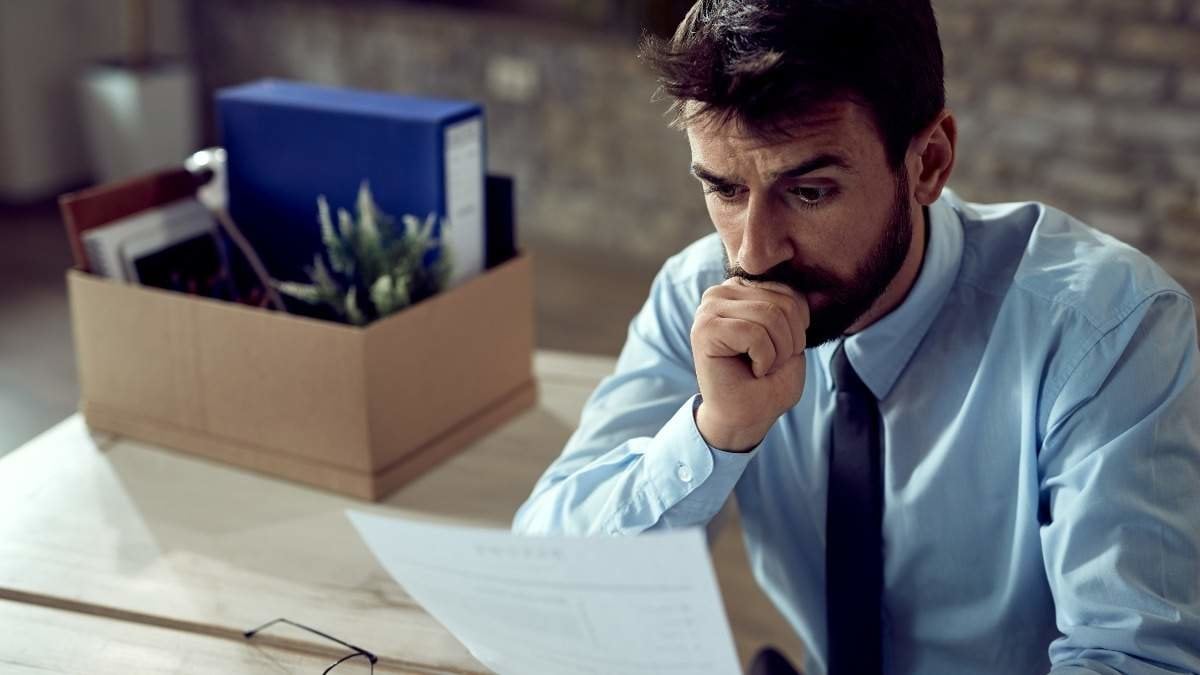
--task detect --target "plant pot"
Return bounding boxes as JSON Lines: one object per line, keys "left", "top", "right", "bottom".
{"left": 79, "top": 59, "right": 199, "bottom": 183}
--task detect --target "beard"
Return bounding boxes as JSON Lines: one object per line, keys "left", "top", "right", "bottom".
{"left": 723, "top": 169, "right": 914, "bottom": 348}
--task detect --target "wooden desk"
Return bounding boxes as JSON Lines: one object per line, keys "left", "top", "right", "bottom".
{"left": 0, "top": 350, "right": 803, "bottom": 672}
{"left": 0, "top": 599, "right": 418, "bottom": 674}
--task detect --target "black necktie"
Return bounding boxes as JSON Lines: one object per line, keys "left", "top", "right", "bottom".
{"left": 826, "top": 341, "right": 884, "bottom": 675}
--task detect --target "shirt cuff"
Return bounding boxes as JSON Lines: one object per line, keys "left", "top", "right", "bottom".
{"left": 641, "top": 394, "right": 759, "bottom": 520}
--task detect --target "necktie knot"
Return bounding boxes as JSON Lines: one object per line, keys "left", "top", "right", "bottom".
{"left": 832, "top": 341, "right": 871, "bottom": 398}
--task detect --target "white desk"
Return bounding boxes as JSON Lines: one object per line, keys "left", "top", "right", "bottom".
{"left": 0, "top": 350, "right": 804, "bottom": 672}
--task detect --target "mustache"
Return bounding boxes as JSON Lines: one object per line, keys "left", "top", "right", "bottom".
{"left": 723, "top": 259, "right": 842, "bottom": 294}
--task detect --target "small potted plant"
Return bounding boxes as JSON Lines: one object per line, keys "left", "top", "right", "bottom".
{"left": 274, "top": 181, "right": 453, "bottom": 325}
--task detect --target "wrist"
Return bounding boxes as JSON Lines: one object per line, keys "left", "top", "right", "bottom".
{"left": 694, "top": 400, "right": 769, "bottom": 453}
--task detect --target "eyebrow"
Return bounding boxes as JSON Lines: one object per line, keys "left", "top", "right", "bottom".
{"left": 689, "top": 152, "right": 854, "bottom": 186}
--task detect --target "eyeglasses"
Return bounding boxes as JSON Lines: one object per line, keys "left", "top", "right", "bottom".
{"left": 244, "top": 617, "right": 378, "bottom": 674}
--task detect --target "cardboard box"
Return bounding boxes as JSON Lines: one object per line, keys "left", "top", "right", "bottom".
{"left": 62, "top": 170, "right": 535, "bottom": 500}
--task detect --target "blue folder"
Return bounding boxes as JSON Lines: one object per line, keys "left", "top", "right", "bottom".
{"left": 218, "top": 79, "right": 485, "bottom": 286}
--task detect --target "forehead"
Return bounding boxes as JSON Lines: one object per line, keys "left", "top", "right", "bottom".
{"left": 685, "top": 100, "right": 884, "bottom": 172}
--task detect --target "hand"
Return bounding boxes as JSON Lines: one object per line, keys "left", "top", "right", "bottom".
{"left": 690, "top": 277, "right": 810, "bottom": 452}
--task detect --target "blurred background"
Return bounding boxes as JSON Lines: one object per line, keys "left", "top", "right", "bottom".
{"left": 1, "top": 0, "right": 1199, "bottom": 453}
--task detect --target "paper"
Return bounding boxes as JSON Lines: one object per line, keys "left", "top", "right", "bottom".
{"left": 347, "top": 511, "right": 743, "bottom": 675}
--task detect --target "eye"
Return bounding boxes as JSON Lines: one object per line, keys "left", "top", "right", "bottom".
{"left": 704, "top": 183, "right": 744, "bottom": 202}
{"left": 789, "top": 185, "right": 835, "bottom": 206}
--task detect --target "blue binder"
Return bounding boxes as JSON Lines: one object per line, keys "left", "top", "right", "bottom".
{"left": 217, "top": 79, "right": 486, "bottom": 287}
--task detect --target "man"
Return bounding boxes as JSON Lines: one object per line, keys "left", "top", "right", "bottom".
{"left": 513, "top": 1, "right": 1200, "bottom": 674}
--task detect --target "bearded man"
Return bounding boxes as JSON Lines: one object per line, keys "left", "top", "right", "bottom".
{"left": 513, "top": 2, "right": 1200, "bottom": 674}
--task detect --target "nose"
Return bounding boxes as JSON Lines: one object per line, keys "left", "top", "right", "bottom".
{"left": 736, "top": 194, "right": 793, "bottom": 275}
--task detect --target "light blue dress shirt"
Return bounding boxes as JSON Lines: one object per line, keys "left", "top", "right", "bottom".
{"left": 513, "top": 189, "right": 1200, "bottom": 675}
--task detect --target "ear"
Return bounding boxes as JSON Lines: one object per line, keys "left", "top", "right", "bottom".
{"left": 907, "top": 109, "right": 956, "bottom": 206}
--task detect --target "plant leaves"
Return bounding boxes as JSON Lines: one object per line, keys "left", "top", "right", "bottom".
{"left": 318, "top": 195, "right": 353, "bottom": 274}
{"left": 274, "top": 281, "right": 321, "bottom": 304}
{"left": 345, "top": 288, "right": 364, "bottom": 325}
{"left": 370, "top": 274, "right": 395, "bottom": 315}
{"left": 300, "top": 182, "right": 452, "bottom": 325}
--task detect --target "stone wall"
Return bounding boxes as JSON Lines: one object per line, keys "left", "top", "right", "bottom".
{"left": 192, "top": 0, "right": 1200, "bottom": 299}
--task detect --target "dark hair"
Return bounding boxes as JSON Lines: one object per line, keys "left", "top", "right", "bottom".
{"left": 639, "top": 0, "right": 945, "bottom": 169}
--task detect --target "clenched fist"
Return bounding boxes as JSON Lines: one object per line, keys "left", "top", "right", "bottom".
{"left": 691, "top": 277, "right": 810, "bottom": 452}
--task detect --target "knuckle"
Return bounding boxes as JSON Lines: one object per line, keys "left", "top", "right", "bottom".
{"left": 748, "top": 300, "right": 772, "bottom": 317}
{"left": 763, "top": 301, "right": 788, "bottom": 329}
{"left": 750, "top": 322, "right": 773, "bottom": 349}
{"left": 752, "top": 301, "right": 788, "bottom": 334}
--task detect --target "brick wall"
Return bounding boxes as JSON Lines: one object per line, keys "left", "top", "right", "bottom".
{"left": 192, "top": 0, "right": 1200, "bottom": 302}
{"left": 192, "top": 0, "right": 710, "bottom": 263}
{"left": 938, "top": 0, "right": 1200, "bottom": 302}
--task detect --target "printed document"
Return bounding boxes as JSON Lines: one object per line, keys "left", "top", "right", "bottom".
{"left": 347, "top": 511, "right": 743, "bottom": 675}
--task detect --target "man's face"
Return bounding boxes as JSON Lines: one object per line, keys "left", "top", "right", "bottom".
{"left": 686, "top": 100, "right": 916, "bottom": 347}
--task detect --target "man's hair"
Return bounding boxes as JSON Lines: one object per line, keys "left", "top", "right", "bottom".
{"left": 640, "top": 0, "right": 945, "bottom": 169}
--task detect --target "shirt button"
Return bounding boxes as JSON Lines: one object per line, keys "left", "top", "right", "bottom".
{"left": 676, "top": 462, "right": 693, "bottom": 483}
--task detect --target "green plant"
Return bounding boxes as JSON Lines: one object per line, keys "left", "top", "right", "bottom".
{"left": 275, "top": 181, "right": 451, "bottom": 325}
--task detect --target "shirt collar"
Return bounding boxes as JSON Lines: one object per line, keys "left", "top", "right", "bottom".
{"left": 814, "top": 190, "right": 964, "bottom": 400}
